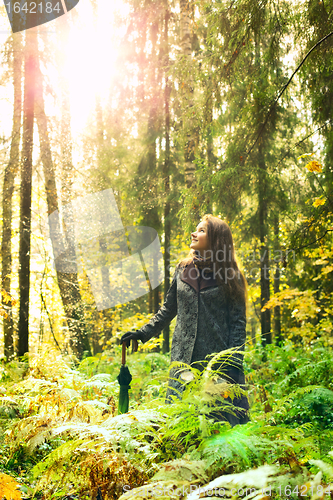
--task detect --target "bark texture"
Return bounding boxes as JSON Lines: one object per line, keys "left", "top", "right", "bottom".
{"left": 163, "top": 5, "right": 171, "bottom": 354}
{"left": 18, "top": 29, "right": 37, "bottom": 356}
{"left": 1, "top": 32, "right": 22, "bottom": 359}
{"left": 35, "top": 53, "right": 90, "bottom": 358}
{"left": 180, "top": 0, "right": 196, "bottom": 188}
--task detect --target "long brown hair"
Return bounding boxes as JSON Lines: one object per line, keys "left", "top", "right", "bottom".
{"left": 179, "top": 215, "right": 247, "bottom": 301}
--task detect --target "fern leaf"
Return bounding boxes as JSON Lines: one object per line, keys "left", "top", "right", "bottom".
{"left": 118, "top": 481, "right": 190, "bottom": 500}
{"left": 186, "top": 465, "right": 278, "bottom": 500}
{"left": 267, "top": 385, "right": 322, "bottom": 419}
{"left": 152, "top": 459, "right": 208, "bottom": 482}
{"left": 309, "top": 459, "right": 333, "bottom": 480}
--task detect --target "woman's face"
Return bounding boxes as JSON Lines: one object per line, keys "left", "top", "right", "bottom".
{"left": 190, "top": 221, "right": 210, "bottom": 253}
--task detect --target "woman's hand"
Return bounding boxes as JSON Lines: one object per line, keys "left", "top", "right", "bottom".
{"left": 120, "top": 331, "right": 143, "bottom": 348}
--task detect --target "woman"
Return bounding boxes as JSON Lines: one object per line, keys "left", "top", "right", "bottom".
{"left": 121, "top": 215, "right": 249, "bottom": 426}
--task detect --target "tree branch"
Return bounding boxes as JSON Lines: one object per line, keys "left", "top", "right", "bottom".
{"left": 246, "top": 31, "right": 333, "bottom": 157}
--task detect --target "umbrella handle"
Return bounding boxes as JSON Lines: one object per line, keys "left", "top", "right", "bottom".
{"left": 122, "top": 339, "right": 138, "bottom": 365}
{"left": 122, "top": 341, "right": 126, "bottom": 365}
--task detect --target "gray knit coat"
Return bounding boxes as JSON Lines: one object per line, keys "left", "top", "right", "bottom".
{"left": 138, "top": 261, "right": 249, "bottom": 421}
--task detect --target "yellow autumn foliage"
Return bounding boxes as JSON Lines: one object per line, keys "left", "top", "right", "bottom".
{"left": 312, "top": 197, "right": 325, "bottom": 207}
{"left": 0, "top": 473, "right": 22, "bottom": 500}
{"left": 261, "top": 288, "right": 302, "bottom": 311}
{"left": 0, "top": 288, "right": 16, "bottom": 318}
{"left": 305, "top": 160, "right": 323, "bottom": 173}
{"left": 262, "top": 289, "right": 319, "bottom": 322}
{"left": 312, "top": 265, "right": 333, "bottom": 281}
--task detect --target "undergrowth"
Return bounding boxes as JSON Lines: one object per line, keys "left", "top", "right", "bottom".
{"left": 1, "top": 341, "right": 333, "bottom": 499}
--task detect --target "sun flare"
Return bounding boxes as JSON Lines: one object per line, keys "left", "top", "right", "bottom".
{"left": 0, "top": 0, "right": 130, "bottom": 139}
{"left": 57, "top": 0, "right": 130, "bottom": 136}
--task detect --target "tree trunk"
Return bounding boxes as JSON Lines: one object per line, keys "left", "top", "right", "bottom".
{"left": 1, "top": 32, "right": 22, "bottom": 359}
{"left": 93, "top": 93, "right": 115, "bottom": 353}
{"left": 251, "top": 315, "right": 256, "bottom": 345}
{"left": 258, "top": 142, "right": 271, "bottom": 345}
{"left": 163, "top": 5, "right": 171, "bottom": 354}
{"left": 148, "top": 288, "right": 153, "bottom": 314}
{"left": 205, "top": 78, "right": 214, "bottom": 213}
{"left": 254, "top": 34, "right": 271, "bottom": 346}
{"left": 180, "top": 0, "right": 196, "bottom": 188}
{"left": 148, "top": 21, "right": 161, "bottom": 317}
{"left": 18, "top": 28, "right": 37, "bottom": 357}
{"left": 35, "top": 55, "right": 90, "bottom": 359}
{"left": 273, "top": 216, "right": 282, "bottom": 344}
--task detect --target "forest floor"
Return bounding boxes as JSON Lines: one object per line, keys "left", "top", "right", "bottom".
{"left": 1, "top": 340, "right": 333, "bottom": 500}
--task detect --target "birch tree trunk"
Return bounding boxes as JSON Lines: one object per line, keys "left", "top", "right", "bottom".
{"left": 1, "top": 32, "right": 23, "bottom": 359}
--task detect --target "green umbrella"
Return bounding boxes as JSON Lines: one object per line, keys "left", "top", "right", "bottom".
{"left": 117, "top": 340, "right": 138, "bottom": 414}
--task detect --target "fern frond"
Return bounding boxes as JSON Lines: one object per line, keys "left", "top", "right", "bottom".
{"left": 32, "top": 438, "right": 84, "bottom": 479}
{"left": 186, "top": 465, "right": 279, "bottom": 500}
{"left": 267, "top": 385, "right": 322, "bottom": 419}
{"left": 152, "top": 459, "right": 208, "bottom": 483}
{"left": 309, "top": 459, "right": 333, "bottom": 481}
